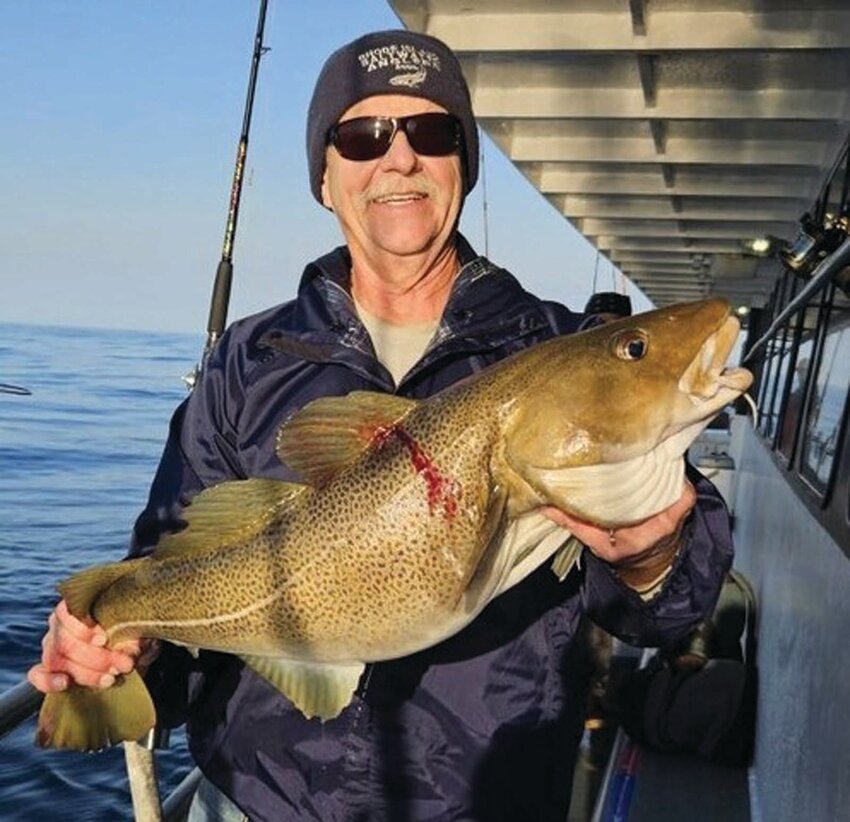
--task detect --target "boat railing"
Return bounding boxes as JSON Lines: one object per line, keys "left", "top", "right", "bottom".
{"left": 0, "top": 678, "right": 202, "bottom": 821}
{"left": 0, "top": 679, "right": 42, "bottom": 740}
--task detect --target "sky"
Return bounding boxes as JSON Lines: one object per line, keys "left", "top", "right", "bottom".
{"left": 0, "top": 0, "right": 650, "bottom": 335}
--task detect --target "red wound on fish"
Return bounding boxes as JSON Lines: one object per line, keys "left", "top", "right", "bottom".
{"left": 373, "top": 424, "right": 463, "bottom": 521}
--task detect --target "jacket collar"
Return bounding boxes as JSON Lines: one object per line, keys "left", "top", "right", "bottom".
{"left": 260, "top": 234, "right": 553, "bottom": 382}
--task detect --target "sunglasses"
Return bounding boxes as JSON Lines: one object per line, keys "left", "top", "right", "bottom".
{"left": 328, "top": 112, "right": 461, "bottom": 162}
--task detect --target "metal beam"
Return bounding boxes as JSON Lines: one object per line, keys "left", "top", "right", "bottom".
{"left": 507, "top": 133, "right": 834, "bottom": 166}
{"left": 648, "top": 119, "right": 666, "bottom": 154}
{"left": 612, "top": 253, "right": 706, "bottom": 264}
{"left": 531, "top": 164, "right": 821, "bottom": 198}
{"left": 637, "top": 54, "right": 656, "bottom": 107}
{"left": 628, "top": 0, "right": 647, "bottom": 37}
{"left": 555, "top": 195, "right": 805, "bottom": 221}
{"left": 421, "top": 9, "right": 850, "bottom": 52}
{"left": 595, "top": 237, "right": 754, "bottom": 253}
{"left": 626, "top": 263, "right": 714, "bottom": 274}
{"left": 580, "top": 218, "right": 794, "bottom": 238}
{"left": 471, "top": 86, "right": 850, "bottom": 122}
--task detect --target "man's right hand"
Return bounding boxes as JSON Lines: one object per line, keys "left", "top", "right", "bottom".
{"left": 27, "top": 600, "right": 143, "bottom": 693}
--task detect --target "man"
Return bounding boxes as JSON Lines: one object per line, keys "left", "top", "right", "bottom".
{"left": 29, "top": 30, "right": 731, "bottom": 821}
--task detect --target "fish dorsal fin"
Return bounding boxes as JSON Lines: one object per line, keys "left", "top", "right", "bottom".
{"left": 153, "top": 478, "right": 307, "bottom": 560}
{"left": 240, "top": 655, "right": 365, "bottom": 721}
{"left": 276, "top": 391, "right": 418, "bottom": 487}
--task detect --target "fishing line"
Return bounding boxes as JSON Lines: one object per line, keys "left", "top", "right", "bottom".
{"left": 592, "top": 249, "right": 600, "bottom": 293}
{"left": 480, "top": 131, "right": 489, "bottom": 258}
{"left": 742, "top": 392, "right": 759, "bottom": 428}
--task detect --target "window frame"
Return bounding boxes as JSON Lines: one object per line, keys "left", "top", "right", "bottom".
{"left": 795, "top": 286, "right": 850, "bottom": 505}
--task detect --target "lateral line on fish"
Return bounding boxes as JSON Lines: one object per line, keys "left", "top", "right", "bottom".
{"left": 105, "top": 586, "right": 285, "bottom": 641}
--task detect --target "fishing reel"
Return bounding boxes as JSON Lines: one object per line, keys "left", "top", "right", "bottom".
{"left": 780, "top": 212, "right": 849, "bottom": 279}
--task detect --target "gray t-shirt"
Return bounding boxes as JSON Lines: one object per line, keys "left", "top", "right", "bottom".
{"left": 354, "top": 298, "right": 439, "bottom": 386}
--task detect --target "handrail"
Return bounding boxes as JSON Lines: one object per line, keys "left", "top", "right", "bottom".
{"left": 743, "top": 235, "right": 850, "bottom": 364}
{"left": 162, "top": 767, "right": 203, "bottom": 822}
{"left": 0, "top": 680, "right": 42, "bottom": 741}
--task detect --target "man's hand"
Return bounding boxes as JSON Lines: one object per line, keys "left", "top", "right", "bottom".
{"left": 27, "top": 600, "right": 149, "bottom": 693}
{"left": 541, "top": 480, "right": 696, "bottom": 564}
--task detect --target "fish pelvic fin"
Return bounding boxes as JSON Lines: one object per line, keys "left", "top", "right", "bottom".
{"left": 36, "top": 670, "right": 156, "bottom": 751}
{"left": 59, "top": 558, "right": 147, "bottom": 620}
{"left": 277, "top": 391, "right": 419, "bottom": 486}
{"left": 154, "top": 478, "right": 307, "bottom": 560}
{"left": 240, "top": 655, "right": 364, "bottom": 721}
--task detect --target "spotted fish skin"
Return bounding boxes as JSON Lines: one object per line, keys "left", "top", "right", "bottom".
{"left": 97, "top": 391, "right": 503, "bottom": 663}
{"left": 38, "top": 299, "right": 752, "bottom": 749}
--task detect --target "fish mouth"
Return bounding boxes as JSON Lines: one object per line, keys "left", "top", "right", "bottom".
{"left": 658, "top": 312, "right": 753, "bottom": 457}
{"left": 679, "top": 314, "right": 752, "bottom": 413}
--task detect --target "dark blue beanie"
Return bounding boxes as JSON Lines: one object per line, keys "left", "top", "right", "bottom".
{"left": 306, "top": 30, "right": 479, "bottom": 203}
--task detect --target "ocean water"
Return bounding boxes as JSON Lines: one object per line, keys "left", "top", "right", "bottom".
{"left": 0, "top": 322, "right": 201, "bottom": 821}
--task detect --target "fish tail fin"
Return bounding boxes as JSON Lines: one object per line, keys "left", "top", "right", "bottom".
{"left": 36, "top": 669, "right": 156, "bottom": 751}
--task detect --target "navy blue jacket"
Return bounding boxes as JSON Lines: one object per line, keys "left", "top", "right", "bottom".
{"left": 133, "top": 236, "right": 733, "bottom": 821}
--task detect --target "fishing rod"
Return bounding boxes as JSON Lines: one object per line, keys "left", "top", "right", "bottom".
{"left": 186, "top": 0, "right": 271, "bottom": 387}
{"left": 125, "top": 4, "right": 272, "bottom": 817}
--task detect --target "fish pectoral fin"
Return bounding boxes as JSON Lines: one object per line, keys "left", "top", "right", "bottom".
{"left": 154, "top": 478, "right": 307, "bottom": 560}
{"left": 551, "top": 535, "right": 583, "bottom": 581}
{"left": 492, "top": 514, "right": 571, "bottom": 597}
{"left": 240, "top": 655, "right": 365, "bottom": 721}
{"left": 276, "top": 391, "right": 418, "bottom": 486}
{"left": 59, "top": 558, "right": 147, "bottom": 620}
{"left": 36, "top": 669, "right": 156, "bottom": 751}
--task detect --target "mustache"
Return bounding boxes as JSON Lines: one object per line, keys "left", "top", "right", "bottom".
{"left": 363, "top": 177, "right": 435, "bottom": 202}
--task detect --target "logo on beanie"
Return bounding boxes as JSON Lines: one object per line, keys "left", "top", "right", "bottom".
{"left": 358, "top": 44, "right": 441, "bottom": 89}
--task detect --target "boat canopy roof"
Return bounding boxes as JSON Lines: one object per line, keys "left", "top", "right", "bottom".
{"left": 389, "top": 0, "right": 850, "bottom": 309}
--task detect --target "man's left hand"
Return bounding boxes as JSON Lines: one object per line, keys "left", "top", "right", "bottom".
{"left": 540, "top": 480, "right": 696, "bottom": 564}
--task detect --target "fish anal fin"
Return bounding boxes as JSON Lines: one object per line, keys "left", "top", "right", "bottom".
{"left": 241, "top": 655, "right": 364, "bottom": 721}
{"left": 36, "top": 669, "right": 156, "bottom": 751}
{"left": 153, "top": 478, "right": 306, "bottom": 560}
{"left": 276, "top": 391, "right": 418, "bottom": 486}
{"left": 59, "top": 558, "right": 147, "bottom": 620}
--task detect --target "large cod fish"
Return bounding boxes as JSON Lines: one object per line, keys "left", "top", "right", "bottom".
{"left": 38, "top": 299, "right": 751, "bottom": 751}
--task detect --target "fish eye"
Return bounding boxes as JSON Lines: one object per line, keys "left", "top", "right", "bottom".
{"left": 613, "top": 329, "right": 649, "bottom": 361}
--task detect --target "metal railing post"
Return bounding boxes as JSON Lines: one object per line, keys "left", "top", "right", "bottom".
{"left": 0, "top": 680, "right": 43, "bottom": 741}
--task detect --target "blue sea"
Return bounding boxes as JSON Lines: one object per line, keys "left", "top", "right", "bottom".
{"left": 0, "top": 322, "right": 202, "bottom": 820}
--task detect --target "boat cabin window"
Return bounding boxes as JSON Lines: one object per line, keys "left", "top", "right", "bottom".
{"left": 798, "top": 288, "right": 850, "bottom": 498}
{"left": 745, "top": 131, "right": 850, "bottom": 552}
{"left": 755, "top": 289, "right": 779, "bottom": 433}
{"left": 756, "top": 342, "right": 777, "bottom": 436}
{"left": 757, "top": 275, "right": 796, "bottom": 438}
{"left": 764, "top": 321, "right": 796, "bottom": 442}
{"left": 777, "top": 306, "right": 819, "bottom": 461}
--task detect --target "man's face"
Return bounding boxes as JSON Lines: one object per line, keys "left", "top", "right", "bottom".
{"left": 321, "top": 95, "right": 464, "bottom": 263}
